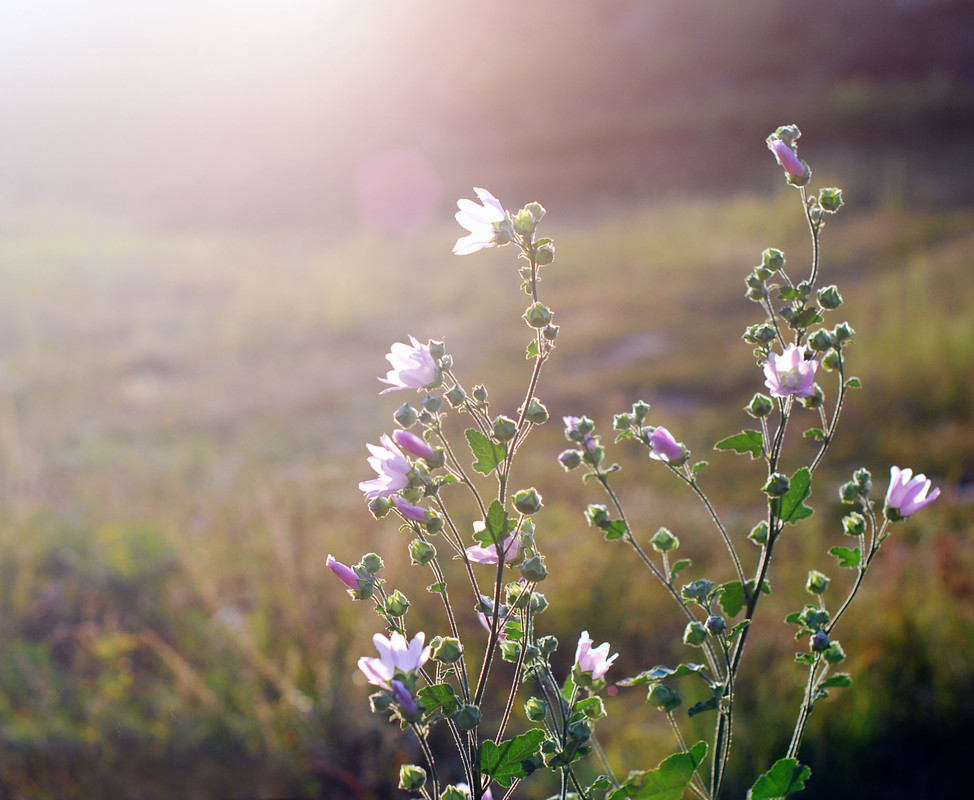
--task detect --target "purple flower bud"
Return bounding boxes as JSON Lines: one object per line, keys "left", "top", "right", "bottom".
{"left": 392, "top": 494, "right": 429, "bottom": 523}
{"left": 767, "top": 137, "right": 810, "bottom": 185}
{"left": 391, "top": 429, "right": 436, "bottom": 460}
{"left": 885, "top": 466, "right": 940, "bottom": 519}
{"left": 391, "top": 679, "right": 420, "bottom": 718}
{"left": 648, "top": 426, "right": 688, "bottom": 465}
{"left": 326, "top": 554, "right": 360, "bottom": 590}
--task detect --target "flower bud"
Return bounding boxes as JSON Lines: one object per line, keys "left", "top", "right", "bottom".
{"left": 683, "top": 621, "right": 708, "bottom": 647}
{"left": 832, "top": 322, "right": 854, "bottom": 342}
{"left": 614, "top": 413, "right": 633, "bottom": 430}
{"left": 800, "top": 384, "right": 825, "bottom": 409}
{"left": 839, "top": 481, "right": 860, "bottom": 504}
{"left": 754, "top": 266, "right": 774, "bottom": 281}
{"left": 817, "top": 285, "right": 843, "bottom": 310}
{"left": 399, "top": 765, "right": 426, "bottom": 792}
{"left": 824, "top": 641, "right": 846, "bottom": 664}
{"left": 392, "top": 429, "right": 436, "bottom": 460}
{"left": 543, "top": 324, "right": 559, "bottom": 340}
{"left": 821, "top": 350, "right": 841, "bottom": 371}
{"left": 430, "top": 636, "right": 463, "bottom": 664}
{"left": 423, "top": 395, "right": 443, "bottom": 413}
{"left": 681, "top": 579, "right": 714, "bottom": 604}
{"left": 525, "top": 202, "right": 546, "bottom": 222}
{"left": 584, "top": 504, "right": 610, "bottom": 529}
{"left": 746, "top": 393, "right": 774, "bottom": 418}
{"left": 529, "top": 591, "right": 549, "bottom": 614}
{"left": 394, "top": 403, "right": 418, "bottom": 428}
{"left": 525, "top": 696, "right": 547, "bottom": 721}
{"left": 650, "top": 527, "right": 679, "bottom": 553}
{"left": 391, "top": 680, "right": 420, "bottom": 720}
{"left": 513, "top": 208, "right": 536, "bottom": 235}
{"left": 538, "top": 635, "right": 558, "bottom": 655}
{"left": 763, "top": 472, "right": 791, "bottom": 497}
{"left": 535, "top": 243, "right": 555, "bottom": 266}
{"left": 807, "top": 329, "right": 835, "bottom": 352}
{"left": 384, "top": 590, "right": 410, "bottom": 617}
{"left": 513, "top": 488, "right": 543, "bottom": 515}
{"left": 370, "top": 691, "right": 392, "bottom": 713}
{"left": 523, "top": 302, "right": 553, "bottom": 328}
{"left": 743, "top": 323, "right": 777, "bottom": 345}
{"left": 706, "top": 614, "right": 727, "bottom": 636}
{"left": 472, "top": 385, "right": 488, "bottom": 403}
{"left": 369, "top": 496, "right": 391, "bottom": 518}
{"left": 801, "top": 606, "right": 830, "bottom": 630}
{"left": 810, "top": 631, "right": 831, "bottom": 653}
{"left": 558, "top": 449, "right": 582, "bottom": 470}
{"left": 819, "top": 187, "right": 843, "bottom": 213}
{"left": 762, "top": 248, "right": 786, "bottom": 272}
{"left": 647, "top": 683, "right": 683, "bottom": 712}
{"left": 392, "top": 495, "right": 428, "bottom": 524}
{"left": 853, "top": 468, "right": 872, "bottom": 493}
{"left": 806, "top": 570, "right": 830, "bottom": 595}
{"left": 427, "top": 340, "right": 445, "bottom": 361}
{"left": 409, "top": 539, "right": 436, "bottom": 565}
{"left": 523, "top": 398, "right": 549, "bottom": 424}
{"left": 445, "top": 386, "right": 465, "bottom": 407}
{"left": 425, "top": 515, "right": 443, "bottom": 534}
{"left": 451, "top": 704, "right": 482, "bottom": 731}
{"left": 519, "top": 554, "right": 548, "bottom": 582}
{"left": 567, "top": 718, "right": 593, "bottom": 744}
{"left": 631, "top": 401, "right": 650, "bottom": 422}
{"left": 440, "top": 787, "right": 466, "bottom": 800}
{"left": 360, "top": 553, "right": 384, "bottom": 575}
{"left": 842, "top": 512, "right": 866, "bottom": 537}
{"left": 748, "top": 521, "right": 769, "bottom": 546}
{"left": 492, "top": 415, "right": 518, "bottom": 442}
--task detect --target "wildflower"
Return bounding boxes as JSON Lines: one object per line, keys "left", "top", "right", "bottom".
{"left": 326, "top": 554, "right": 360, "bottom": 590}
{"left": 648, "top": 426, "right": 688, "bottom": 465}
{"left": 391, "top": 429, "right": 436, "bottom": 460}
{"left": 763, "top": 344, "right": 818, "bottom": 398}
{"left": 574, "top": 630, "right": 618, "bottom": 682}
{"left": 453, "top": 187, "right": 506, "bottom": 255}
{"left": 357, "top": 631, "right": 430, "bottom": 689}
{"left": 465, "top": 522, "right": 518, "bottom": 565}
{"left": 885, "top": 466, "right": 940, "bottom": 520}
{"left": 392, "top": 494, "right": 428, "bottom": 523}
{"left": 767, "top": 135, "right": 810, "bottom": 185}
{"left": 379, "top": 336, "right": 438, "bottom": 395}
{"left": 358, "top": 434, "right": 412, "bottom": 499}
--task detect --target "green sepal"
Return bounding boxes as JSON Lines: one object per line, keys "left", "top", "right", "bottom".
{"left": 466, "top": 428, "right": 507, "bottom": 476}
{"left": 829, "top": 546, "right": 861, "bottom": 568}
{"left": 607, "top": 740, "right": 707, "bottom": 800}
{"left": 480, "top": 729, "right": 547, "bottom": 787}
{"left": 747, "top": 757, "right": 811, "bottom": 799}
{"left": 714, "top": 429, "right": 763, "bottom": 459}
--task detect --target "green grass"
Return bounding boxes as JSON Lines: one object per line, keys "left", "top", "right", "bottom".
{"left": 0, "top": 186, "right": 971, "bottom": 798}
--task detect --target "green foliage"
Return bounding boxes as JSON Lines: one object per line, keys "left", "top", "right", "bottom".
{"left": 747, "top": 758, "right": 811, "bottom": 799}
{"left": 607, "top": 741, "right": 707, "bottom": 800}
{"left": 714, "top": 429, "right": 764, "bottom": 459}
{"left": 466, "top": 428, "right": 507, "bottom": 476}
{"left": 480, "top": 729, "right": 547, "bottom": 787}
{"left": 778, "top": 467, "right": 814, "bottom": 525}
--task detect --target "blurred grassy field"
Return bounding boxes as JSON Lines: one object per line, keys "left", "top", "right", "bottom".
{"left": 0, "top": 160, "right": 972, "bottom": 799}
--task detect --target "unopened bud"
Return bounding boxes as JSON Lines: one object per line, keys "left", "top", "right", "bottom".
{"left": 762, "top": 248, "right": 786, "bottom": 272}
{"left": 650, "top": 527, "right": 679, "bottom": 552}
{"left": 472, "top": 385, "right": 488, "bottom": 403}
{"left": 513, "top": 488, "right": 543, "bottom": 515}
{"left": 430, "top": 636, "right": 463, "bottom": 664}
{"left": 535, "top": 243, "right": 554, "bottom": 266}
{"left": 398, "top": 765, "right": 426, "bottom": 792}
{"left": 585, "top": 504, "right": 610, "bottom": 529}
{"left": 748, "top": 521, "right": 769, "bottom": 546}
{"left": 451, "top": 704, "right": 482, "bottom": 731}
{"left": 368, "top": 497, "right": 391, "bottom": 519}
{"left": 445, "top": 386, "right": 465, "bottom": 407}
{"left": 746, "top": 393, "right": 774, "bottom": 418}
{"left": 811, "top": 631, "right": 831, "bottom": 653}
{"left": 647, "top": 683, "right": 682, "bottom": 712}
{"left": 492, "top": 415, "right": 518, "bottom": 442}
{"left": 819, "top": 187, "right": 843, "bottom": 213}
{"left": 824, "top": 641, "right": 846, "bottom": 664}
{"left": 833, "top": 322, "right": 854, "bottom": 342}
{"left": 523, "top": 302, "right": 553, "bottom": 328}
{"left": 817, "top": 285, "right": 843, "bottom": 310}
{"left": 681, "top": 579, "right": 714, "bottom": 603}
{"left": 523, "top": 398, "right": 549, "bottom": 424}
{"left": 842, "top": 512, "right": 866, "bottom": 537}
{"left": 558, "top": 449, "right": 582, "bottom": 470}
{"left": 807, "top": 329, "right": 835, "bottom": 352}
{"left": 409, "top": 539, "right": 436, "bottom": 565}
{"left": 422, "top": 395, "right": 443, "bottom": 413}
{"left": 384, "top": 590, "right": 410, "bottom": 617}
{"left": 394, "top": 403, "right": 418, "bottom": 428}
{"left": 763, "top": 472, "right": 791, "bottom": 497}
{"left": 706, "top": 615, "right": 727, "bottom": 636}
{"left": 519, "top": 554, "right": 548, "bottom": 582}
{"left": 525, "top": 696, "right": 547, "bottom": 721}
{"left": 683, "top": 621, "right": 708, "bottom": 647}
{"left": 806, "top": 570, "right": 830, "bottom": 595}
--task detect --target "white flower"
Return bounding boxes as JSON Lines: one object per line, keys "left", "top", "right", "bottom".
{"left": 357, "top": 631, "right": 430, "bottom": 689}
{"left": 379, "top": 335, "right": 438, "bottom": 395}
{"left": 453, "top": 187, "right": 506, "bottom": 255}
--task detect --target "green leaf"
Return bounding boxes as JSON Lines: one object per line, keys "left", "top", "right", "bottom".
{"left": 617, "top": 663, "right": 708, "bottom": 687}
{"left": 688, "top": 694, "right": 720, "bottom": 717}
{"left": 802, "top": 427, "right": 825, "bottom": 441}
{"left": 588, "top": 776, "right": 613, "bottom": 792}
{"left": 526, "top": 339, "right": 541, "bottom": 360}
{"left": 417, "top": 683, "right": 459, "bottom": 716}
{"left": 427, "top": 582, "right": 446, "bottom": 594}
{"left": 820, "top": 673, "right": 852, "bottom": 689}
{"left": 795, "top": 653, "right": 815, "bottom": 664}
{"left": 575, "top": 695, "right": 607, "bottom": 720}
{"left": 790, "top": 308, "right": 823, "bottom": 329}
{"left": 608, "top": 741, "right": 707, "bottom": 800}
{"left": 747, "top": 757, "right": 811, "bottom": 799}
{"left": 728, "top": 619, "right": 750, "bottom": 639}
{"left": 474, "top": 500, "right": 511, "bottom": 546}
{"left": 714, "top": 429, "right": 764, "bottom": 459}
{"left": 716, "top": 581, "right": 746, "bottom": 618}
{"left": 829, "top": 546, "right": 861, "bottom": 568}
{"left": 844, "top": 376, "right": 862, "bottom": 388}
{"left": 785, "top": 611, "right": 803, "bottom": 625}
{"left": 669, "top": 559, "right": 692, "bottom": 583}
{"left": 778, "top": 467, "right": 813, "bottom": 525}
{"left": 691, "top": 460, "right": 709, "bottom": 476}
{"left": 466, "top": 428, "right": 506, "bottom": 476}
{"left": 480, "top": 729, "right": 547, "bottom": 787}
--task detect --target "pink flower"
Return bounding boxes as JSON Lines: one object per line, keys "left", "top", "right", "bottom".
{"left": 763, "top": 344, "right": 818, "bottom": 398}
{"left": 358, "top": 434, "right": 412, "bottom": 499}
{"left": 379, "top": 336, "right": 438, "bottom": 395}
{"left": 392, "top": 494, "right": 428, "bottom": 523}
{"left": 574, "top": 630, "right": 618, "bottom": 681}
{"left": 885, "top": 466, "right": 940, "bottom": 519}
{"left": 456, "top": 784, "right": 493, "bottom": 800}
{"left": 465, "top": 522, "right": 519, "bottom": 565}
{"left": 478, "top": 611, "right": 509, "bottom": 641}
{"left": 357, "top": 631, "right": 430, "bottom": 689}
{"left": 326, "top": 554, "right": 360, "bottom": 590}
{"left": 648, "top": 426, "right": 688, "bottom": 465}
{"left": 392, "top": 429, "right": 436, "bottom": 460}
{"left": 453, "top": 187, "right": 506, "bottom": 255}
{"left": 767, "top": 137, "right": 810, "bottom": 185}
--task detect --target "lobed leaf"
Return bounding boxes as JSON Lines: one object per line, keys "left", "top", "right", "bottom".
{"left": 829, "top": 546, "right": 861, "bottom": 568}
{"left": 466, "top": 428, "right": 506, "bottom": 476}
{"left": 607, "top": 741, "right": 708, "bottom": 800}
{"left": 778, "top": 467, "right": 813, "bottom": 525}
{"left": 480, "top": 729, "right": 547, "bottom": 787}
{"left": 714, "top": 429, "right": 764, "bottom": 459}
{"left": 747, "top": 757, "right": 811, "bottom": 799}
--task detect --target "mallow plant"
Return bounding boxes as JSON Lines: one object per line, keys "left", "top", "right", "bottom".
{"left": 327, "top": 126, "right": 940, "bottom": 800}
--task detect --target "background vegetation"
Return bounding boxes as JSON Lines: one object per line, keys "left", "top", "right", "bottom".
{"left": 0, "top": 1, "right": 972, "bottom": 797}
